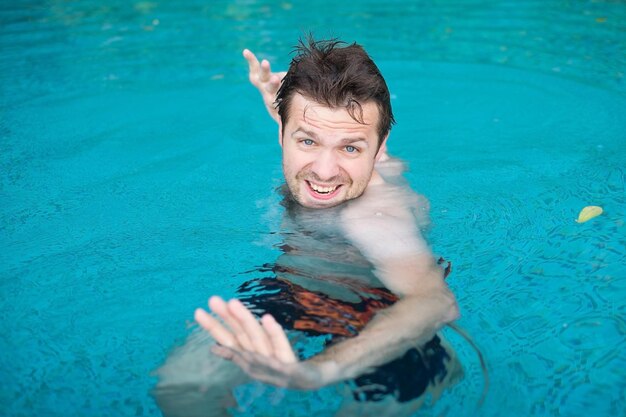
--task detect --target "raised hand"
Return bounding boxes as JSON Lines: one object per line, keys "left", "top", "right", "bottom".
{"left": 243, "top": 49, "right": 287, "bottom": 123}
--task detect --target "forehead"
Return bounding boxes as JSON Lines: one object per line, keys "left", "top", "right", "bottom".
{"left": 286, "top": 94, "right": 380, "bottom": 136}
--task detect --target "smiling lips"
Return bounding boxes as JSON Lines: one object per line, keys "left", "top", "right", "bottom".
{"left": 306, "top": 180, "right": 342, "bottom": 200}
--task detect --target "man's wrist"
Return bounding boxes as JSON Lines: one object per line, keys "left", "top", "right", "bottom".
{"left": 295, "top": 359, "right": 341, "bottom": 389}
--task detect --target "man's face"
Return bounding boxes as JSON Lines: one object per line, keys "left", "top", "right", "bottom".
{"left": 279, "top": 94, "right": 387, "bottom": 209}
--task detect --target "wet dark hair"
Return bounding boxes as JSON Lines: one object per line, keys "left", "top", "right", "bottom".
{"left": 275, "top": 36, "right": 395, "bottom": 147}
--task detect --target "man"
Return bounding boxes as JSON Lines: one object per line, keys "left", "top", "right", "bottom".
{"left": 154, "top": 38, "right": 460, "bottom": 416}
{"left": 194, "top": 38, "right": 459, "bottom": 389}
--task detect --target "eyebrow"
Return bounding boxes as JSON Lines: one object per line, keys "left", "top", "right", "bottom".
{"left": 292, "top": 128, "right": 318, "bottom": 139}
{"left": 291, "top": 128, "right": 369, "bottom": 146}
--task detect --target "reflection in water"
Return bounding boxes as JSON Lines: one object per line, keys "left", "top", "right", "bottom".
{"left": 154, "top": 158, "right": 467, "bottom": 416}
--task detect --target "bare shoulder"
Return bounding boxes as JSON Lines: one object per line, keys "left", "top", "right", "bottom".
{"left": 342, "top": 176, "right": 429, "bottom": 225}
{"left": 339, "top": 179, "right": 432, "bottom": 262}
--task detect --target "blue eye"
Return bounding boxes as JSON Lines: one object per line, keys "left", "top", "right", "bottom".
{"left": 345, "top": 145, "right": 358, "bottom": 153}
{"left": 302, "top": 139, "right": 314, "bottom": 146}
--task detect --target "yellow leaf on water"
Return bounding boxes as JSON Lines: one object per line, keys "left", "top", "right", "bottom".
{"left": 576, "top": 206, "right": 603, "bottom": 223}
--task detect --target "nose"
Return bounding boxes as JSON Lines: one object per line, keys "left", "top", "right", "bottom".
{"left": 310, "top": 149, "right": 341, "bottom": 181}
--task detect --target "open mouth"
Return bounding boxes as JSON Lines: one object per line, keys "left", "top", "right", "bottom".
{"left": 305, "top": 180, "right": 342, "bottom": 200}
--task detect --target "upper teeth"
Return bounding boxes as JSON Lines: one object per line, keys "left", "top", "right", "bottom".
{"left": 310, "top": 183, "right": 338, "bottom": 193}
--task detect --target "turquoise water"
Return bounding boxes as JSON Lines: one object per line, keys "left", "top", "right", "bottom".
{"left": 1, "top": 0, "right": 625, "bottom": 416}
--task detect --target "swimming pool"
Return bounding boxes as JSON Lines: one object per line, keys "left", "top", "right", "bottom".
{"left": 1, "top": 0, "right": 624, "bottom": 416}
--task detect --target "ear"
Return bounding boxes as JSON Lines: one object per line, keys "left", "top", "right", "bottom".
{"left": 375, "top": 134, "right": 389, "bottom": 162}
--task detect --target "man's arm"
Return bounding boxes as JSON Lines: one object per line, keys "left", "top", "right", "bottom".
{"left": 312, "top": 198, "right": 459, "bottom": 380}
{"left": 285, "top": 189, "right": 459, "bottom": 379}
